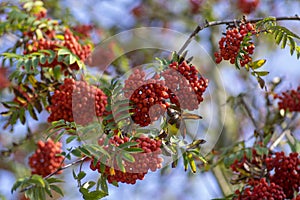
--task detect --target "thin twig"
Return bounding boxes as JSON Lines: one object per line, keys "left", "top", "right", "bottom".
{"left": 178, "top": 15, "right": 300, "bottom": 55}
{"left": 20, "top": 156, "right": 88, "bottom": 193}
{"left": 239, "top": 95, "right": 259, "bottom": 130}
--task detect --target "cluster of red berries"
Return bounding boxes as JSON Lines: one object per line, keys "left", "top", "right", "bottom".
{"left": 275, "top": 86, "right": 300, "bottom": 112}
{"left": 162, "top": 61, "right": 208, "bottom": 111}
{"left": 24, "top": 28, "right": 92, "bottom": 72}
{"left": 28, "top": 139, "right": 64, "bottom": 177}
{"left": 214, "top": 22, "right": 256, "bottom": 66}
{"left": 266, "top": 152, "right": 300, "bottom": 198}
{"left": 72, "top": 24, "right": 93, "bottom": 39}
{"left": 234, "top": 178, "right": 286, "bottom": 200}
{"left": 90, "top": 135, "right": 163, "bottom": 184}
{"left": 124, "top": 69, "right": 170, "bottom": 126}
{"left": 237, "top": 0, "right": 260, "bottom": 14}
{"left": 47, "top": 78, "right": 107, "bottom": 125}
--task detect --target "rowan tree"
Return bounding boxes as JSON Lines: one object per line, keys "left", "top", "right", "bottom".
{"left": 0, "top": 0, "right": 299, "bottom": 200}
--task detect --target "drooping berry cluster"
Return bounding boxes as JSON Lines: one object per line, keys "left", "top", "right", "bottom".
{"left": 275, "top": 86, "right": 300, "bottom": 112}
{"left": 24, "top": 28, "right": 92, "bottom": 72}
{"left": 124, "top": 69, "right": 170, "bottom": 126}
{"left": 162, "top": 61, "right": 208, "bottom": 110}
{"left": 234, "top": 178, "right": 286, "bottom": 200}
{"left": 47, "top": 78, "right": 107, "bottom": 125}
{"left": 90, "top": 135, "right": 163, "bottom": 184}
{"left": 266, "top": 152, "right": 300, "bottom": 198}
{"left": 214, "top": 22, "right": 256, "bottom": 66}
{"left": 28, "top": 139, "right": 64, "bottom": 177}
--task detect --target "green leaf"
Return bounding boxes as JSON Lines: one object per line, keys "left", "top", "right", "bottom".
{"left": 45, "top": 177, "right": 64, "bottom": 184}
{"left": 78, "top": 146, "right": 91, "bottom": 157}
{"left": 29, "top": 175, "right": 45, "bottom": 188}
{"left": 123, "top": 147, "right": 144, "bottom": 153}
{"left": 69, "top": 54, "right": 77, "bottom": 65}
{"left": 99, "top": 176, "right": 108, "bottom": 193}
{"left": 116, "top": 155, "right": 125, "bottom": 173}
{"left": 118, "top": 142, "right": 139, "bottom": 149}
{"left": 122, "top": 152, "right": 135, "bottom": 163}
{"left": 11, "top": 179, "right": 25, "bottom": 193}
{"left": 28, "top": 103, "right": 38, "bottom": 120}
{"left": 187, "top": 153, "right": 196, "bottom": 173}
{"left": 81, "top": 190, "right": 108, "bottom": 200}
{"left": 281, "top": 35, "right": 288, "bottom": 49}
{"left": 24, "top": 59, "right": 32, "bottom": 72}
{"left": 249, "top": 59, "right": 266, "bottom": 70}
{"left": 275, "top": 31, "right": 284, "bottom": 45}
{"left": 255, "top": 146, "right": 268, "bottom": 156}
{"left": 19, "top": 107, "right": 26, "bottom": 124}
{"left": 245, "top": 148, "right": 253, "bottom": 160}
{"left": 66, "top": 135, "right": 78, "bottom": 144}
{"left": 182, "top": 152, "right": 189, "bottom": 171}
{"left": 223, "top": 154, "right": 236, "bottom": 168}
{"left": 263, "top": 134, "right": 272, "bottom": 146}
{"left": 77, "top": 171, "right": 86, "bottom": 180}
{"left": 39, "top": 55, "right": 46, "bottom": 64}
{"left": 83, "top": 181, "right": 96, "bottom": 190}
{"left": 50, "top": 185, "right": 64, "bottom": 197}
{"left": 289, "top": 37, "right": 296, "bottom": 55}
{"left": 57, "top": 48, "right": 71, "bottom": 56}
{"left": 71, "top": 149, "right": 82, "bottom": 157}
{"left": 35, "top": 29, "right": 43, "bottom": 40}
{"left": 255, "top": 71, "right": 269, "bottom": 76}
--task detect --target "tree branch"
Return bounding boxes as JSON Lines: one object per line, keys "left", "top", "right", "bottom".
{"left": 178, "top": 15, "right": 300, "bottom": 55}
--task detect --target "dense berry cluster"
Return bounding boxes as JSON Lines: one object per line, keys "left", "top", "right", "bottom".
{"left": 90, "top": 135, "right": 163, "bottom": 184}
{"left": 266, "top": 152, "right": 300, "bottom": 198}
{"left": 28, "top": 139, "right": 64, "bottom": 177}
{"left": 275, "top": 86, "right": 300, "bottom": 112}
{"left": 24, "top": 28, "right": 92, "bottom": 72}
{"left": 234, "top": 178, "right": 286, "bottom": 200}
{"left": 47, "top": 78, "right": 107, "bottom": 125}
{"left": 237, "top": 0, "right": 260, "bottom": 14}
{"left": 124, "top": 69, "right": 170, "bottom": 126}
{"left": 214, "top": 22, "right": 256, "bottom": 66}
{"left": 162, "top": 61, "right": 208, "bottom": 110}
